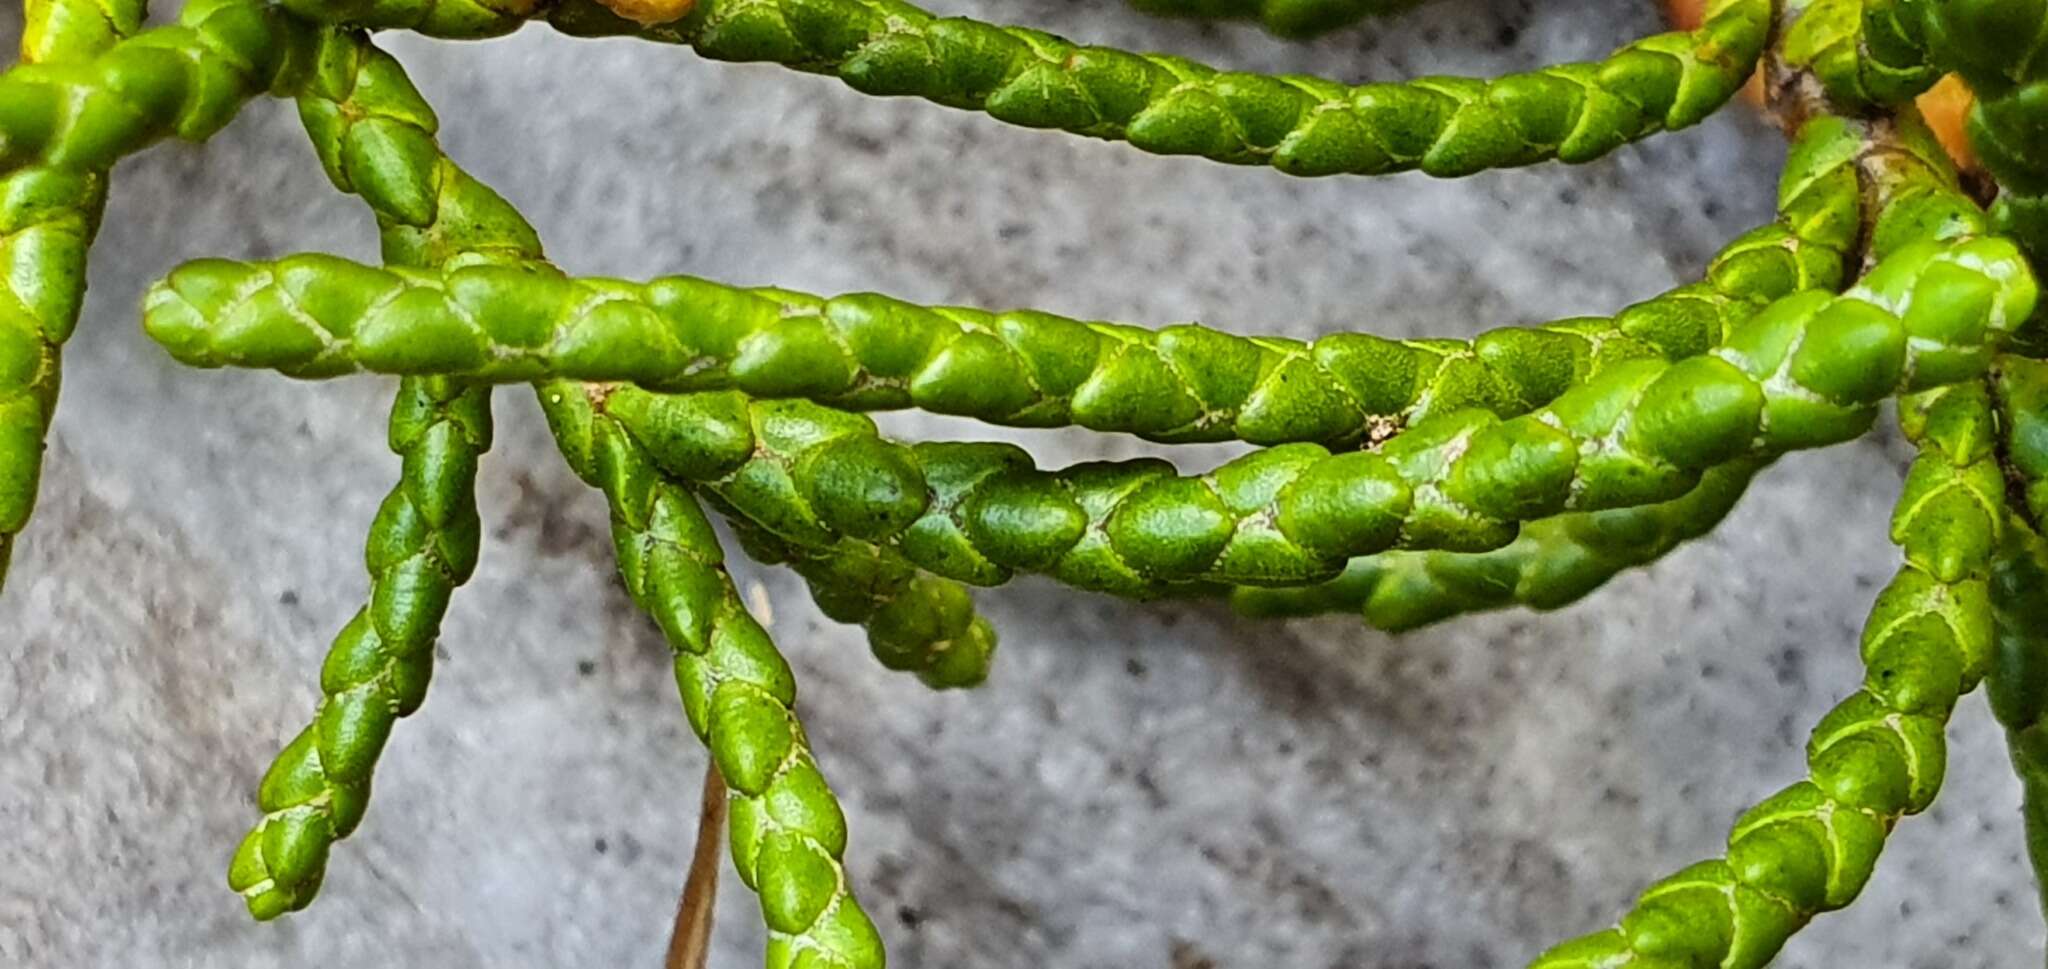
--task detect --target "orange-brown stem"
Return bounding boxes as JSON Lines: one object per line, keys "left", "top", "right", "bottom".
{"left": 663, "top": 761, "right": 727, "bottom": 969}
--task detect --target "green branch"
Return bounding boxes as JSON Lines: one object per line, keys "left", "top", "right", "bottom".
{"left": 542, "top": 379, "right": 886, "bottom": 969}
{"left": 1534, "top": 377, "right": 2003, "bottom": 968}
{"left": 0, "top": 0, "right": 314, "bottom": 177}
{"left": 1229, "top": 457, "right": 1768, "bottom": 627}
{"left": 277, "top": 0, "right": 1771, "bottom": 178}
{"left": 228, "top": 29, "right": 522, "bottom": 919}
{"left": 142, "top": 223, "right": 1844, "bottom": 447}
{"left": 1229, "top": 105, "right": 1989, "bottom": 629}
{"left": 226, "top": 31, "right": 907, "bottom": 960}
{"left": 600, "top": 385, "right": 999, "bottom": 688}
{"left": 1989, "top": 355, "right": 2048, "bottom": 941}
{"left": 0, "top": 0, "right": 145, "bottom": 585}
{"left": 144, "top": 243, "right": 2035, "bottom": 597}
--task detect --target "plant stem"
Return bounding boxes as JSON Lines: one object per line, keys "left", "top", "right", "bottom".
{"left": 666, "top": 761, "right": 727, "bottom": 969}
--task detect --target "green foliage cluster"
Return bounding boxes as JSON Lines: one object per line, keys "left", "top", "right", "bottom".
{"left": 9, "top": 0, "right": 2048, "bottom": 965}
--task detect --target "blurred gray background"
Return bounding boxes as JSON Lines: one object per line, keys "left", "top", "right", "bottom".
{"left": 4, "top": 1, "right": 2038, "bottom": 966}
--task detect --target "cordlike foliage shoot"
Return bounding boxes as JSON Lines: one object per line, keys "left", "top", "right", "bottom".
{"left": 9, "top": 1, "right": 2048, "bottom": 967}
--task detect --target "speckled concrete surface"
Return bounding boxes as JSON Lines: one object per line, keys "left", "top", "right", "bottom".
{"left": 3, "top": 1, "right": 2040, "bottom": 967}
